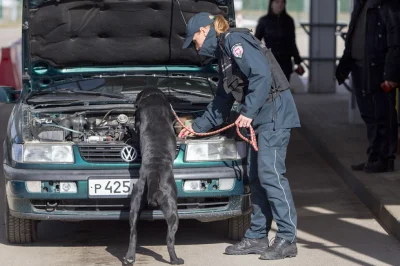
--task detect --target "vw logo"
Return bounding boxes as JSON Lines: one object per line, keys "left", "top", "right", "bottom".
{"left": 120, "top": 145, "right": 137, "bottom": 162}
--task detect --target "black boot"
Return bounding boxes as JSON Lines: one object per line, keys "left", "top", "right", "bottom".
{"left": 259, "top": 237, "right": 297, "bottom": 260}
{"left": 364, "top": 159, "right": 395, "bottom": 173}
{"left": 224, "top": 237, "right": 269, "bottom": 255}
{"left": 351, "top": 162, "right": 367, "bottom": 171}
{"left": 351, "top": 161, "right": 375, "bottom": 171}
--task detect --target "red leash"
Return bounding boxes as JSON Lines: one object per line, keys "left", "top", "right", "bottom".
{"left": 171, "top": 109, "right": 258, "bottom": 151}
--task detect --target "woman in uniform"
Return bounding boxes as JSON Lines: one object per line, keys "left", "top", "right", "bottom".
{"left": 179, "top": 12, "right": 300, "bottom": 260}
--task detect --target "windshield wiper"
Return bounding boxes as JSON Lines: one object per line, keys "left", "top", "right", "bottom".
{"left": 26, "top": 88, "right": 127, "bottom": 103}
{"left": 68, "top": 89, "right": 127, "bottom": 99}
{"left": 53, "top": 88, "right": 127, "bottom": 99}
{"left": 159, "top": 87, "right": 213, "bottom": 98}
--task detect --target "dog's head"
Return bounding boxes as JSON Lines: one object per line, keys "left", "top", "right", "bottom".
{"left": 134, "top": 87, "right": 173, "bottom": 133}
{"left": 135, "top": 87, "right": 168, "bottom": 107}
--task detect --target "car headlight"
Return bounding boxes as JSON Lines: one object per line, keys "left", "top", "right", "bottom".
{"left": 12, "top": 143, "right": 74, "bottom": 163}
{"left": 185, "top": 140, "right": 247, "bottom": 162}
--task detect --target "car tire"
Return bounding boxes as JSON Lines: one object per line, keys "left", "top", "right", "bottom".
{"left": 228, "top": 213, "right": 251, "bottom": 241}
{"left": 4, "top": 197, "right": 38, "bottom": 244}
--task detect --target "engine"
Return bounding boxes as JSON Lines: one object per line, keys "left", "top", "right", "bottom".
{"left": 29, "top": 109, "right": 202, "bottom": 144}
{"left": 30, "top": 110, "right": 136, "bottom": 144}
{"left": 28, "top": 107, "right": 225, "bottom": 144}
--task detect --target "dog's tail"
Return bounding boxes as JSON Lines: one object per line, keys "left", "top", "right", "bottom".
{"left": 146, "top": 172, "right": 162, "bottom": 207}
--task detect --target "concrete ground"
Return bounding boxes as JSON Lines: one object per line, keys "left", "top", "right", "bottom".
{"left": 294, "top": 90, "right": 400, "bottom": 244}
{"left": 0, "top": 103, "right": 400, "bottom": 266}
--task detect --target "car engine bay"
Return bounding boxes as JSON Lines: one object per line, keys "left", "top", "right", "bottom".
{"left": 26, "top": 108, "right": 207, "bottom": 144}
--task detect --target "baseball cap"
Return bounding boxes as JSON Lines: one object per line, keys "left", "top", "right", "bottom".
{"left": 182, "top": 12, "right": 215, "bottom": 49}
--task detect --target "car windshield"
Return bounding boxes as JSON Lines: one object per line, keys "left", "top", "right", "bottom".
{"left": 42, "top": 76, "right": 217, "bottom": 101}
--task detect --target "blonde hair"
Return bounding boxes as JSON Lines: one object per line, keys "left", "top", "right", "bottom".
{"left": 213, "top": 15, "right": 229, "bottom": 36}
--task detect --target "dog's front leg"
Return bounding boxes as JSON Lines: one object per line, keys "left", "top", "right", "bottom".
{"left": 123, "top": 179, "right": 145, "bottom": 265}
{"left": 160, "top": 198, "right": 184, "bottom": 265}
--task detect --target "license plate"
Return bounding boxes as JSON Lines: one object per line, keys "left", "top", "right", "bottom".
{"left": 88, "top": 179, "right": 137, "bottom": 197}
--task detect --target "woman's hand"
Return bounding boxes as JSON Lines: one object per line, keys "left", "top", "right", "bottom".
{"left": 178, "top": 125, "right": 195, "bottom": 138}
{"left": 235, "top": 114, "right": 253, "bottom": 128}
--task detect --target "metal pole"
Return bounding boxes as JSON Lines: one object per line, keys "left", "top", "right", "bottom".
{"left": 308, "top": 0, "right": 337, "bottom": 93}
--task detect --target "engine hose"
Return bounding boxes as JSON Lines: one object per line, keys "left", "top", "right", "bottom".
{"left": 99, "top": 109, "right": 116, "bottom": 125}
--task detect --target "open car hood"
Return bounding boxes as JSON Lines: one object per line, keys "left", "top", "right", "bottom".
{"left": 22, "top": 0, "right": 235, "bottom": 85}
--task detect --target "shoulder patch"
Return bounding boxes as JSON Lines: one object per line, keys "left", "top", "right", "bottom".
{"left": 231, "top": 43, "right": 244, "bottom": 58}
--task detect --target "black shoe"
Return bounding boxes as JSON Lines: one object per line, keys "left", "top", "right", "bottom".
{"left": 351, "top": 161, "right": 375, "bottom": 171}
{"left": 364, "top": 159, "right": 395, "bottom": 173}
{"left": 225, "top": 237, "right": 269, "bottom": 255}
{"left": 351, "top": 162, "right": 367, "bottom": 171}
{"left": 259, "top": 237, "right": 297, "bottom": 260}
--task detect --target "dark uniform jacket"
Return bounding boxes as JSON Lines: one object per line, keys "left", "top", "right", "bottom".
{"left": 191, "top": 29, "right": 301, "bottom": 134}
{"left": 336, "top": 0, "right": 400, "bottom": 93}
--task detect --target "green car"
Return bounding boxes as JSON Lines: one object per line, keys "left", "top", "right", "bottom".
{"left": 0, "top": 0, "right": 252, "bottom": 244}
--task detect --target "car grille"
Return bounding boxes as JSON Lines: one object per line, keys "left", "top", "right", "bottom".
{"left": 78, "top": 143, "right": 181, "bottom": 163}
{"left": 31, "top": 198, "right": 230, "bottom": 212}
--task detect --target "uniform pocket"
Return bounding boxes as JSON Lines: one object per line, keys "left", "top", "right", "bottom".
{"left": 260, "top": 128, "right": 291, "bottom": 148}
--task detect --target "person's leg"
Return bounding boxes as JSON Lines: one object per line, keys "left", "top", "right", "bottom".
{"left": 255, "top": 129, "right": 298, "bottom": 260}
{"left": 224, "top": 144, "right": 270, "bottom": 255}
{"left": 244, "top": 145, "right": 273, "bottom": 239}
{"left": 367, "top": 88, "right": 398, "bottom": 172}
{"left": 351, "top": 65, "right": 380, "bottom": 170}
{"left": 386, "top": 89, "right": 398, "bottom": 161}
{"left": 256, "top": 129, "right": 297, "bottom": 241}
{"left": 352, "top": 63, "right": 397, "bottom": 172}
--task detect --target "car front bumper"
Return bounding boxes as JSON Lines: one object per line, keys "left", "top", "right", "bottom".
{"left": 4, "top": 165, "right": 251, "bottom": 222}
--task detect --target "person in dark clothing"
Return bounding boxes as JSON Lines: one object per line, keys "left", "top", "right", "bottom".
{"left": 180, "top": 12, "right": 300, "bottom": 260}
{"left": 255, "top": 0, "right": 305, "bottom": 81}
{"left": 336, "top": 0, "right": 400, "bottom": 173}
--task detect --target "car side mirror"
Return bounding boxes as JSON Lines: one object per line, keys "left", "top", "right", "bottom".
{"left": 0, "top": 86, "right": 20, "bottom": 103}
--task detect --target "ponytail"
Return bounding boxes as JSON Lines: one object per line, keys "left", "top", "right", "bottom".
{"left": 213, "top": 15, "right": 229, "bottom": 36}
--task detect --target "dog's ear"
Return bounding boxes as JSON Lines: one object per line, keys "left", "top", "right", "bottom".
{"left": 169, "top": 109, "right": 176, "bottom": 123}
{"left": 134, "top": 108, "right": 141, "bottom": 131}
{"left": 135, "top": 89, "right": 145, "bottom": 105}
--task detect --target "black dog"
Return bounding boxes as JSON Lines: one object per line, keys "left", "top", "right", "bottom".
{"left": 123, "top": 87, "right": 184, "bottom": 265}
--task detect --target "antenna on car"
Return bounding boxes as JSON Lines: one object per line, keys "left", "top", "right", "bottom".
{"left": 174, "top": 0, "right": 216, "bottom": 96}
{"left": 174, "top": 0, "right": 206, "bottom": 67}
{"left": 175, "top": 0, "right": 187, "bottom": 26}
